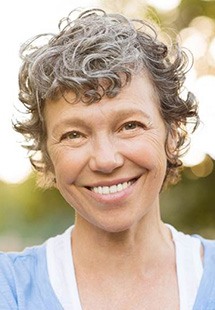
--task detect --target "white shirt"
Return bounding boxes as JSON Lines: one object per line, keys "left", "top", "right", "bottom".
{"left": 167, "top": 225, "right": 203, "bottom": 310}
{"left": 46, "top": 226, "right": 82, "bottom": 309}
{"left": 46, "top": 225, "right": 203, "bottom": 310}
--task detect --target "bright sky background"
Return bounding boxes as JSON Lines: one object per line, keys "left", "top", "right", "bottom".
{"left": 0, "top": 0, "right": 214, "bottom": 183}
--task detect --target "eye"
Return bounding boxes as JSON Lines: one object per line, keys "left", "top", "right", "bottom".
{"left": 122, "top": 121, "right": 145, "bottom": 131}
{"left": 66, "top": 131, "right": 82, "bottom": 139}
{"left": 60, "top": 130, "right": 85, "bottom": 142}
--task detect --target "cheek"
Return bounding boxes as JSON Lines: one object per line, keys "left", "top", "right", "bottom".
{"left": 123, "top": 135, "right": 167, "bottom": 170}
{"left": 49, "top": 147, "right": 89, "bottom": 184}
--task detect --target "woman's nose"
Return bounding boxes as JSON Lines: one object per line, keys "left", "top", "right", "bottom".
{"left": 88, "top": 137, "right": 124, "bottom": 174}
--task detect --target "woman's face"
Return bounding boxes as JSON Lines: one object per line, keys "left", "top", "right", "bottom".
{"left": 45, "top": 74, "right": 169, "bottom": 233}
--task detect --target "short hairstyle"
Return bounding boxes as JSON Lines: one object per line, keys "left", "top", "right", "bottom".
{"left": 15, "top": 8, "right": 199, "bottom": 188}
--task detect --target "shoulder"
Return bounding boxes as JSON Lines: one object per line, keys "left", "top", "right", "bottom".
{"left": 0, "top": 245, "right": 46, "bottom": 308}
{"left": 193, "top": 235, "right": 215, "bottom": 260}
{"left": 0, "top": 243, "right": 47, "bottom": 283}
{"left": 0, "top": 244, "right": 62, "bottom": 309}
{"left": 1, "top": 242, "right": 45, "bottom": 262}
{"left": 192, "top": 236, "right": 215, "bottom": 309}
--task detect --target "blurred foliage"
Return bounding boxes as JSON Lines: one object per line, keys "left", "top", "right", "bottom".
{"left": 0, "top": 0, "right": 215, "bottom": 250}
{"left": 0, "top": 176, "right": 75, "bottom": 250}
{"left": 146, "top": 0, "right": 215, "bottom": 30}
{"left": 99, "top": 0, "right": 215, "bottom": 29}
{"left": 175, "top": 0, "right": 215, "bottom": 29}
{"left": 161, "top": 156, "right": 215, "bottom": 238}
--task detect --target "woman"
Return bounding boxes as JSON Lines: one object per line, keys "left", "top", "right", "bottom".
{"left": 0, "top": 8, "right": 214, "bottom": 310}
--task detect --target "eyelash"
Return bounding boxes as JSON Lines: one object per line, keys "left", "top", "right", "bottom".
{"left": 121, "top": 121, "right": 146, "bottom": 131}
{"left": 60, "top": 130, "right": 84, "bottom": 141}
{"left": 60, "top": 121, "right": 146, "bottom": 142}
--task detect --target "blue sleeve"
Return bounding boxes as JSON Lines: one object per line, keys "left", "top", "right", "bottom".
{"left": 0, "top": 246, "right": 63, "bottom": 310}
{"left": 193, "top": 237, "right": 215, "bottom": 310}
{"left": 0, "top": 253, "right": 18, "bottom": 309}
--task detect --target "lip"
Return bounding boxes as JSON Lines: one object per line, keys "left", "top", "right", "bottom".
{"left": 84, "top": 175, "right": 141, "bottom": 188}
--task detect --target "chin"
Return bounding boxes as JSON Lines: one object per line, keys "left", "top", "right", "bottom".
{"left": 95, "top": 218, "right": 137, "bottom": 234}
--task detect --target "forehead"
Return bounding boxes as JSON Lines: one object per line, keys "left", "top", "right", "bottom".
{"left": 44, "top": 73, "right": 161, "bottom": 127}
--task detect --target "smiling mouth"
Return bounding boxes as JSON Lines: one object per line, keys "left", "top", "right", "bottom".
{"left": 87, "top": 178, "right": 138, "bottom": 195}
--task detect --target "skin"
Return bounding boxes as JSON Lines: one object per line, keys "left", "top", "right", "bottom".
{"left": 45, "top": 73, "right": 179, "bottom": 309}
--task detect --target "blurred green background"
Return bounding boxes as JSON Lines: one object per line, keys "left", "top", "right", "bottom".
{"left": 0, "top": 0, "right": 215, "bottom": 251}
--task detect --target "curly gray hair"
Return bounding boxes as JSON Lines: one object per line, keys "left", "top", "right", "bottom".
{"left": 15, "top": 8, "right": 199, "bottom": 188}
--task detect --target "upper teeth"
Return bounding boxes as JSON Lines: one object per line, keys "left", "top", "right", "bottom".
{"left": 91, "top": 181, "right": 131, "bottom": 195}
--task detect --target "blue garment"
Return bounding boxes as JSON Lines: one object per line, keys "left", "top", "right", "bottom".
{"left": 0, "top": 245, "right": 62, "bottom": 310}
{"left": 193, "top": 236, "right": 215, "bottom": 310}
{"left": 0, "top": 236, "right": 214, "bottom": 310}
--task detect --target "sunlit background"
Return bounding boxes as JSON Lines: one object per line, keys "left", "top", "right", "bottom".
{"left": 0, "top": 0, "right": 215, "bottom": 250}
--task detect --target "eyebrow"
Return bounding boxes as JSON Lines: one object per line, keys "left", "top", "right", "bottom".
{"left": 106, "top": 108, "right": 152, "bottom": 123}
{"left": 51, "top": 107, "right": 152, "bottom": 135}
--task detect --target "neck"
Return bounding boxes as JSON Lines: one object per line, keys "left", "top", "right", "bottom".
{"left": 71, "top": 210, "right": 173, "bottom": 273}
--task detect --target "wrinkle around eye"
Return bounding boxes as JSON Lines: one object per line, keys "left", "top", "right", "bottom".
{"left": 118, "top": 120, "right": 148, "bottom": 136}
{"left": 58, "top": 130, "right": 88, "bottom": 147}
